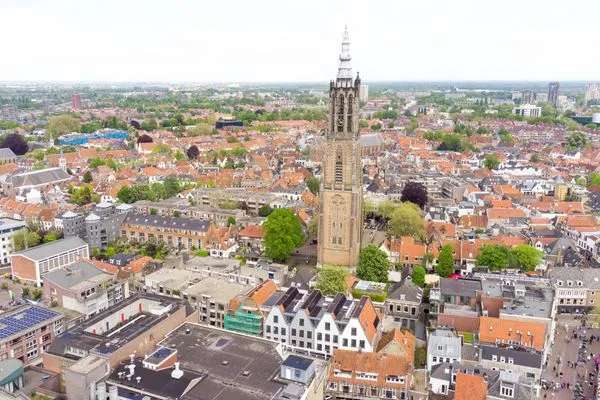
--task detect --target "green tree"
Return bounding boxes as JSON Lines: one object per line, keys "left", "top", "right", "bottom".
{"left": 82, "top": 170, "right": 93, "bottom": 183}
{"left": 42, "top": 231, "right": 61, "bottom": 243}
{"left": 476, "top": 244, "right": 510, "bottom": 270}
{"left": 566, "top": 131, "right": 588, "bottom": 152}
{"left": 589, "top": 172, "right": 600, "bottom": 187}
{"left": 436, "top": 244, "right": 454, "bottom": 277}
{"left": 411, "top": 265, "right": 426, "bottom": 287}
{"left": 140, "top": 118, "right": 158, "bottom": 131}
{"left": 510, "top": 244, "right": 543, "bottom": 272}
{"left": 357, "top": 245, "right": 389, "bottom": 283}
{"left": 263, "top": 208, "right": 304, "bottom": 262}
{"left": 308, "top": 214, "right": 318, "bottom": 239}
{"left": 258, "top": 205, "right": 274, "bottom": 217}
{"left": 306, "top": 176, "right": 320, "bottom": 195}
{"left": 315, "top": 265, "right": 348, "bottom": 295}
{"left": 483, "top": 153, "right": 500, "bottom": 170}
{"left": 387, "top": 202, "right": 425, "bottom": 240}
{"left": 69, "top": 185, "right": 100, "bottom": 206}
{"left": 13, "top": 230, "right": 42, "bottom": 251}
{"left": 47, "top": 115, "right": 80, "bottom": 139}
{"left": 227, "top": 216, "right": 236, "bottom": 226}
{"left": 497, "top": 128, "right": 513, "bottom": 145}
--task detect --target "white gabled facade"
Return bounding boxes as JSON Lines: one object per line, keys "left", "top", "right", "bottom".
{"left": 263, "top": 289, "right": 380, "bottom": 357}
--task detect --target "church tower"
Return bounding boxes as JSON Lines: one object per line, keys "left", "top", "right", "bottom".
{"left": 317, "top": 27, "right": 363, "bottom": 267}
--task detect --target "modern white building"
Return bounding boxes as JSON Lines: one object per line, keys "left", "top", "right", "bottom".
{"left": 0, "top": 218, "right": 26, "bottom": 265}
{"left": 512, "top": 104, "right": 542, "bottom": 118}
{"left": 263, "top": 288, "right": 381, "bottom": 357}
{"left": 426, "top": 328, "right": 462, "bottom": 372}
{"left": 585, "top": 83, "right": 600, "bottom": 105}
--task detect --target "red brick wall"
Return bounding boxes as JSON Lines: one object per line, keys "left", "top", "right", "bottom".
{"left": 11, "top": 256, "right": 37, "bottom": 282}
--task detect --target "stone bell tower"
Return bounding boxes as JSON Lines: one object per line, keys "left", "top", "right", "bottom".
{"left": 317, "top": 27, "right": 363, "bottom": 267}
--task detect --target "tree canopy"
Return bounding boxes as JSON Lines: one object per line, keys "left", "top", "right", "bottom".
{"left": 436, "top": 244, "right": 454, "bottom": 277}
{"left": 400, "top": 181, "right": 427, "bottom": 209}
{"left": 117, "top": 177, "right": 183, "bottom": 203}
{"left": 357, "top": 245, "right": 389, "bottom": 283}
{"left": 69, "top": 185, "right": 100, "bottom": 206}
{"left": 476, "top": 244, "right": 542, "bottom": 272}
{"left": 483, "top": 153, "right": 500, "bottom": 170}
{"left": 263, "top": 208, "right": 304, "bottom": 262}
{"left": 0, "top": 133, "right": 28, "bottom": 155}
{"left": 187, "top": 145, "right": 200, "bottom": 159}
{"left": 387, "top": 202, "right": 425, "bottom": 240}
{"left": 306, "top": 176, "right": 320, "bottom": 195}
{"left": 12, "top": 230, "right": 41, "bottom": 251}
{"left": 411, "top": 265, "right": 426, "bottom": 287}
{"left": 47, "top": 114, "right": 80, "bottom": 140}
{"left": 314, "top": 265, "right": 348, "bottom": 296}
{"left": 566, "top": 131, "right": 588, "bottom": 152}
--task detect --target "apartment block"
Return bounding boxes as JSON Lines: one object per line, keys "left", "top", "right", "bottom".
{"left": 43, "top": 260, "right": 130, "bottom": 318}
{"left": 0, "top": 218, "right": 26, "bottom": 265}
{"left": 0, "top": 305, "right": 64, "bottom": 365}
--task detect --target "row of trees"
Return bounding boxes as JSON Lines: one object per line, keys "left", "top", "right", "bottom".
{"left": 476, "top": 244, "right": 543, "bottom": 272}
{"left": 116, "top": 177, "right": 183, "bottom": 204}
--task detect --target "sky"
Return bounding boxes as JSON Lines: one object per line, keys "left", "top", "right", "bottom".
{"left": 1, "top": 0, "right": 599, "bottom": 83}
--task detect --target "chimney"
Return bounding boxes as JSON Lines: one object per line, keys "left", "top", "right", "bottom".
{"left": 171, "top": 362, "right": 184, "bottom": 379}
{"left": 96, "top": 382, "right": 106, "bottom": 400}
{"left": 108, "top": 386, "right": 118, "bottom": 400}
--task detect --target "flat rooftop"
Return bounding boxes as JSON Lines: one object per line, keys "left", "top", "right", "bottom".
{"left": 0, "top": 305, "right": 62, "bottom": 341}
{"left": 183, "top": 277, "right": 247, "bottom": 303}
{"left": 160, "top": 323, "right": 288, "bottom": 400}
{"left": 46, "top": 294, "right": 184, "bottom": 359}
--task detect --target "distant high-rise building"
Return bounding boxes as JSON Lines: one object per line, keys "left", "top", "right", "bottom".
{"left": 548, "top": 81, "right": 559, "bottom": 108}
{"left": 521, "top": 90, "right": 536, "bottom": 104}
{"left": 71, "top": 93, "right": 81, "bottom": 110}
{"left": 585, "top": 83, "right": 600, "bottom": 105}
{"left": 359, "top": 83, "right": 369, "bottom": 103}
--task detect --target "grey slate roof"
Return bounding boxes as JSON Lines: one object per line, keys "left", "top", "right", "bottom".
{"left": 124, "top": 213, "right": 210, "bottom": 232}
{"left": 440, "top": 278, "right": 481, "bottom": 297}
{"left": 548, "top": 267, "right": 600, "bottom": 289}
{"left": 387, "top": 278, "right": 423, "bottom": 303}
{"left": 480, "top": 344, "right": 542, "bottom": 369}
{"left": 0, "top": 148, "right": 16, "bottom": 160}
{"left": 10, "top": 167, "right": 70, "bottom": 188}
{"left": 13, "top": 236, "right": 88, "bottom": 261}
{"left": 44, "top": 261, "right": 109, "bottom": 289}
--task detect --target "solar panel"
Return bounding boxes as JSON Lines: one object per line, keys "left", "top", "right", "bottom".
{"left": 0, "top": 306, "right": 60, "bottom": 339}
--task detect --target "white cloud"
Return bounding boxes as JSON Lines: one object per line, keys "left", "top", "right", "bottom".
{"left": 0, "top": 0, "right": 599, "bottom": 82}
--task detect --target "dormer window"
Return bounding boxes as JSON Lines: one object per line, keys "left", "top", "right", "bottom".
{"left": 500, "top": 384, "right": 514, "bottom": 398}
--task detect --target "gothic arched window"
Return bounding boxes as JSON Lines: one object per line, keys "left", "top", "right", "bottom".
{"left": 335, "top": 147, "right": 343, "bottom": 184}
{"left": 346, "top": 94, "right": 353, "bottom": 133}
{"left": 331, "top": 195, "right": 345, "bottom": 246}
{"left": 336, "top": 93, "right": 345, "bottom": 133}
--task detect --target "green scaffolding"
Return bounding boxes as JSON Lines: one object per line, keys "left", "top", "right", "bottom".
{"left": 224, "top": 309, "right": 262, "bottom": 336}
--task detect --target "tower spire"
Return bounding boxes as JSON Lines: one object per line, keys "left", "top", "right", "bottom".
{"left": 337, "top": 26, "right": 352, "bottom": 80}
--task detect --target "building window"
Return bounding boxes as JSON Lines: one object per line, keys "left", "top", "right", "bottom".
{"left": 325, "top": 322, "right": 330, "bottom": 331}
{"left": 299, "top": 318, "right": 304, "bottom": 326}
{"left": 351, "top": 327, "right": 357, "bottom": 336}
{"left": 273, "top": 315, "right": 278, "bottom": 323}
